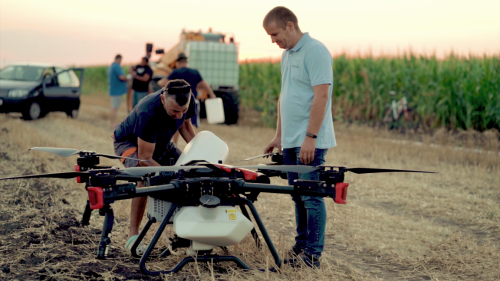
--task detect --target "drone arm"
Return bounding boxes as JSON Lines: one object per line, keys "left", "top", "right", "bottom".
{"left": 240, "top": 180, "right": 335, "bottom": 199}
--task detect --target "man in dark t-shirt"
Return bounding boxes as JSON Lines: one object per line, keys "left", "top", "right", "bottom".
{"left": 158, "top": 53, "right": 216, "bottom": 143}
{"left": 113, "top": 79, "right": 196, "bottom": 255}
{"left": 130, "top": 57, "right": 153, "bottom": 109}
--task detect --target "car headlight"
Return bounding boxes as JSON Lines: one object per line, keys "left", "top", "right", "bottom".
{"left": 8, "top": 89, "right": 30, "bottom": 98}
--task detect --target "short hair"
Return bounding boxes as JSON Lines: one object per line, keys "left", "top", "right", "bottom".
{"left": 115, "top": 54, "right": 122, "bottom": 60}
{"left": 263, "top": 6, "right": 299, "bottom": 30}
{"left": 163, "top": 79, "right": 191, "bottom": 106}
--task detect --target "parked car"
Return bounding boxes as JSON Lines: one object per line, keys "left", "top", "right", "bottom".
{"left": 0, "top": 63, "right": 84, "bottom": 120}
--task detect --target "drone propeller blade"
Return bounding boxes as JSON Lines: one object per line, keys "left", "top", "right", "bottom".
{"left": 30, "top": 147, "right": 82, "bottom": 157}
{"left": 344, "top": 167, "right": 437, "bottom": 174}
{"left": 242, "top": 153, "right": 275, "bottom": 161}
{"left": 234, "top": 165, "right": 319, "bottom": 174}
{"left": 119, "top": 166, "right": 202, "bottom": 177}
{"left": 0, "top": 171, "right": 90, "bottom": 181}
{"left": 94, "top": 153, "right": 152, "bottom": 163}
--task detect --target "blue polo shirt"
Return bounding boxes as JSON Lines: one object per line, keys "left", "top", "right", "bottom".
{"left": 107, "top": 62, "right": 127, "bottom": 96}
{"left": 280, "top": 32, "right": 336, "bottom": 149}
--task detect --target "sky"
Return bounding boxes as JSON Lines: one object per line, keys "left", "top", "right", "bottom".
{"left": 0, "top": 0, "right": 499, "bottom": 67}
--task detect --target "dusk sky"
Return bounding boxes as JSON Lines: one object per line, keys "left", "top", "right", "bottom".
{"left": 0, "top": 0, "right": 499, "bottom": 67}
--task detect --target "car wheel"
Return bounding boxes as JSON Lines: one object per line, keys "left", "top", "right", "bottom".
{"left": 22, "top": 101, "right": 42, "bottom": 120}
{"left": 67, "top": 109, "right": 79, "bottom": 119}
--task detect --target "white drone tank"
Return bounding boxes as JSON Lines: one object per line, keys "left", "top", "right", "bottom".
{"left": 173, "top": 196, "right": 254, "bottom": 250}
{"left": 147, "top": 131, "right": 229, "bottom": 223}
{"left": 175, "top": 131, "right": 229, "bottom": 165}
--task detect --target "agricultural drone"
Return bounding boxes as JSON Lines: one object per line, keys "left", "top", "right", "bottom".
{"left": 0, "top": 131, "right": 436, "bottom": 275}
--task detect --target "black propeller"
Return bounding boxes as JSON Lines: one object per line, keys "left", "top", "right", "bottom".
{"left": 326, "top": 166, "right": 437, "bottom": 174}
{"left": 0, "top": 171, "right": 91, "bottom": 180}
{"left": 29, "top": 147, "right": 150, "bottom": 162}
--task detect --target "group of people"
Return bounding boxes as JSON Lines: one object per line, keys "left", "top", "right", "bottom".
{"left": 107, "top": 53, "right": 214, "bottom": 132}
{"left": 107, "top": 6, "right": 335, "bottom": 269}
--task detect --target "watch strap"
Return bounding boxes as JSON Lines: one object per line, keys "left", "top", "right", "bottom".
{"left": 306, "top": 132, "right": 317, "bottom": 139}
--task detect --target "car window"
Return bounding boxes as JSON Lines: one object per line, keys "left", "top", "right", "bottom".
{"left": 0, "top": 65, "right": 45, "bottom": 81}
{"left": 68, "top": 70, "right": 80, "bottom": 87}
{"left": 54, "top": 67, "right": 80, "bottom": 87}
{"left": 55, "top": 67, "right": 72, "bottom": 87}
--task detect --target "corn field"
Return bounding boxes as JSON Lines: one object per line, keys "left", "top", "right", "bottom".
{"left": 239, "top": 54, "right": 500, "bottom": 131}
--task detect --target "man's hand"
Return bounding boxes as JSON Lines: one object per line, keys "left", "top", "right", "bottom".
{"left": 264, "top": 136, "right": 282, "bottom": 155}
{"left": 300, "top": 137, "right": 316, "bottom": 164}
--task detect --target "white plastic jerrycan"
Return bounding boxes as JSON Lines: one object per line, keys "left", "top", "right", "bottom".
{"left": 205, "top": 98, "right": 225, "bottom": 124}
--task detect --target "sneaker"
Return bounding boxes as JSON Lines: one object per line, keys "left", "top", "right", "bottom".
{"left": 125, "top": 235, "right": 148, "bottom": 256}
{"left": 289, "top": 252, "right": 321, "bottom": 269}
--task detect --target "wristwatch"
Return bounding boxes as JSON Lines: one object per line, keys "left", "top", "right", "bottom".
{"left": 306, "top": 132, "right": 317, "bottom": 139}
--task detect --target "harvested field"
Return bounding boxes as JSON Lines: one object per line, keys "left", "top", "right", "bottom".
{"left": 0, "top": 95, "right": 499, "bottom": 280}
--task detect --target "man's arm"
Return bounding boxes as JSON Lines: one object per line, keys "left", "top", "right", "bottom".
{"left": 137, "top": 137, "right": 161, "bottom": 167}
{"left": 133, "top": 73, "right": 151, "bottom": 82}
{"left": 197, "top": 80, "right": 216, "bottom": 98}
{"left": 300, "top": 84, "right": 330, "bottom": 164}
{"left": 264, "top": 96, "right": 282, "bottom": 154}
{"left": 157, "top": 78, "right": 169, "bottom": 88}
{"left": 178, "top": 119, "right": 196, "bottom": 143}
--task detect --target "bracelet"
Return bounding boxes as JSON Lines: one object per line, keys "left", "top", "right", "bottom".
{"left": 306, "top": 132, "right": 317, "bottom": 139}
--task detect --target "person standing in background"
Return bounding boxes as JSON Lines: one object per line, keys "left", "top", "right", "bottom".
{"left": 130, "top": 57, "right": 153, "bottom": 109}
{"left": 107, "top": 54, "right": 128, "bottom": 129}
{"left": 158, "top": 53, "right": 216, "bottom": 144}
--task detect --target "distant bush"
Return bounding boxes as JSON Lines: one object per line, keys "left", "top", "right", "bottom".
{"left": 81, "top": 65, "right": 130, "bottom": 96}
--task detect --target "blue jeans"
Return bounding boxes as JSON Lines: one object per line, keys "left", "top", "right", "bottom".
{"left": 283, "top": 147, "right": 328, "bottom": 259}
{"left": 132, "top": 91, "right": 148, "bottom": 109}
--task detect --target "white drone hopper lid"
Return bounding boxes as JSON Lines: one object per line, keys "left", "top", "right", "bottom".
{"left": 175, "top": 131, "right": 229, "bottom": 165}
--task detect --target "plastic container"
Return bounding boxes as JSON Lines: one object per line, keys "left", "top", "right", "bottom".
{"left": 175, "top": 131, "right": 229, "bottom": 165}
{"left": 173, "top": 206, "right": 254, "bottom": 249}
{"left": 205, "top": 98, "right": 225, "bottom": 124}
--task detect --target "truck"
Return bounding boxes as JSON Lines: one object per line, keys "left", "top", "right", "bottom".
{"left": 128, "top": 28, "right": 240, "bottom": 125}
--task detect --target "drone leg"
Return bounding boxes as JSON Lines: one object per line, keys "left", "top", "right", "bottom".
{"left": 240, "top": 198, "right": 281, "bottom": 271}
{"left": 96, "top": 205, "right": 114, "bottom": 260}
{"left": 130, "top": 216, "right": 156, "bottom": 258}
{"left": 139, "top": 203, "right": 179, "bottom": 276}
{"left": 239, "top": 204, "right": 262, "bottom": 249}
{"left": 81, "top": 200, "right": 93, "bottom": 226}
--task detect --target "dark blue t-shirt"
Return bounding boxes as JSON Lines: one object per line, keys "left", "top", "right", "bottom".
{"left": 168, "top": 68, "right": 203, "bottom": 97}
{"left": 114, "top": 90, "right": 195, "bottom": 160}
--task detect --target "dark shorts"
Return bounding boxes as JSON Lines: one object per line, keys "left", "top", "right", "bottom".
{"left": 113, "top": 136, "right": 182, "bottom": 167}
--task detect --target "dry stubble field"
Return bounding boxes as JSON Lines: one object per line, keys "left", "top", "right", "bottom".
{"left": 0, "top": 95, "right": 499, "bottom": 280}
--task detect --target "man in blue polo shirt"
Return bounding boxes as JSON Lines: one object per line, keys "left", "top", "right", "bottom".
{"left": 263, "top": 6, "right": 336, "bottom": 269}
{"left": 107, "top": 54, "right": 128, "bottom": 129}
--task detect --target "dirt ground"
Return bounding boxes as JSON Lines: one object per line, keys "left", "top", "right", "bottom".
{"left": 0, "top": 95, "right": 499, "bottom": 280}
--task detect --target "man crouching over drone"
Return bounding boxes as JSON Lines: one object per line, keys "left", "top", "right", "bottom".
{"left": 112, "top": 79, "right": 197, "bottom": 255}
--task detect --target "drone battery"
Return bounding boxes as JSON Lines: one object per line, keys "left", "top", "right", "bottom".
{"left": 147, "top": 196, "right": 181, "bottom": 223}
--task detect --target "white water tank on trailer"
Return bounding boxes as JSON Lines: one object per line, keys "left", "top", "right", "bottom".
{"left": 175, "top": 131, "right": 229, "bottom": 165}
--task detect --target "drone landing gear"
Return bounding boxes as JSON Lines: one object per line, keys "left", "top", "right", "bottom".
{"left": 96, "top": 205, "right": 114, "bottom": 259}
{"left": 81, "top": 200, "right": 93, "bottom": 226}
{"left": 133, "top": 198, "right": 281, "bottom": 276}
